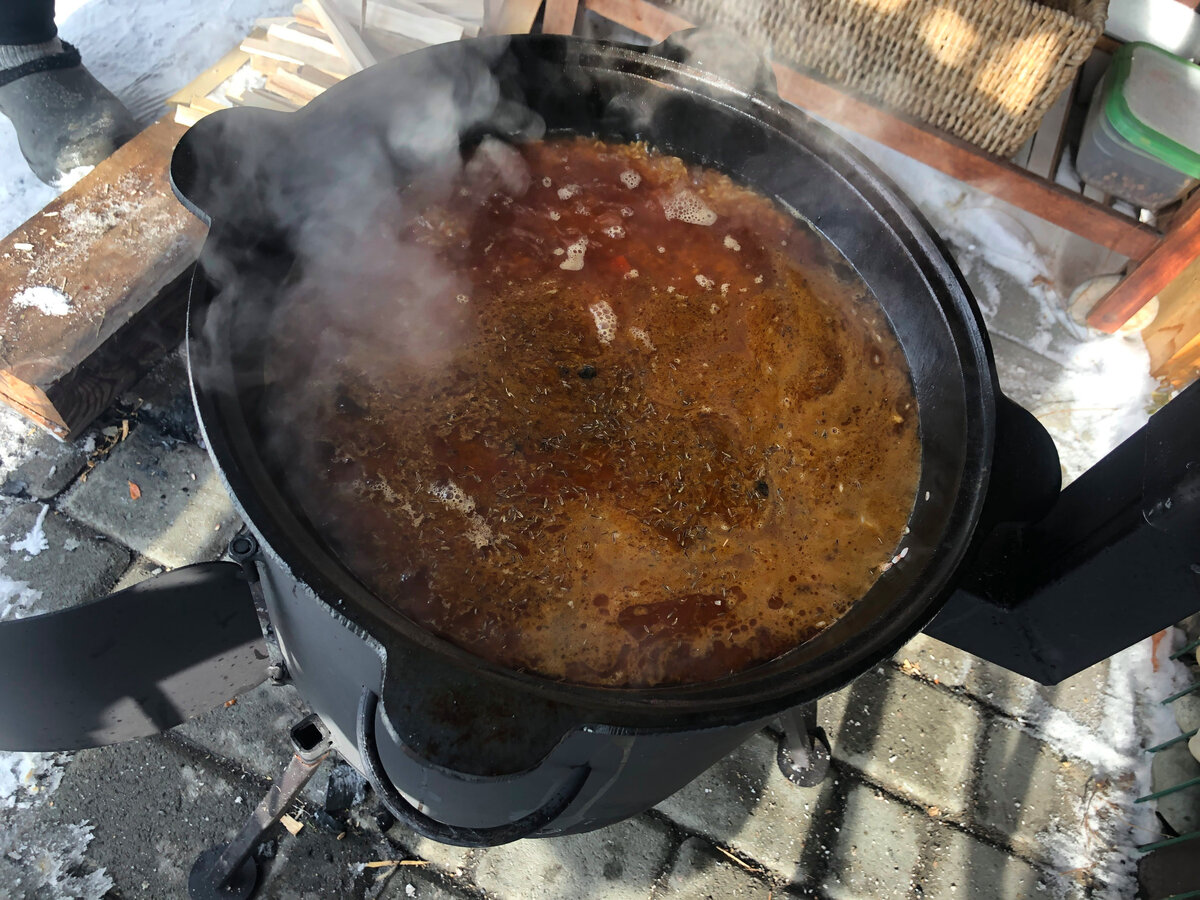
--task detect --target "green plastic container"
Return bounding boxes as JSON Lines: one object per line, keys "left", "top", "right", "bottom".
{"left": 1076, "top": 42, "right": 1200, "bottom": 211}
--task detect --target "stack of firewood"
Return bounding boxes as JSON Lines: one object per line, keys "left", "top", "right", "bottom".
{"left": 171, "top": 0, "right": 485, "bottom": 125}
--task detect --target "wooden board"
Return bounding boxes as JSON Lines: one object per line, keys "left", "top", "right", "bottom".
{"left": 166, "top": 46, "right": 251, "bottom": 106}
{"left": 582, "top": 0, "right": 1161, "bottom": 261}
{"left": 542, "top": 0, "right": 581, "bottom": 34}
{"left": 241, "top": 35, "right": 354, "bottom": 75}
{"left": 1087, "top": 189, "right": 1200, "bottom": 332}
{"left": 489, "top": 0, "right": 542, "bottom": 34}
{"left": 304, "top": 0, "right": 378, "bottom": 71}
{"left": 0, "top": 118, "right": 206, "bottom": 437}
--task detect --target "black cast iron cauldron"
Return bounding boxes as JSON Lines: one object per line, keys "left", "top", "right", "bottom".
{"left": 0, "top": 33, "right": 1062, "bottom": 845}
{"left": 166, "top": 33, "right": 1061, "bottom": 841}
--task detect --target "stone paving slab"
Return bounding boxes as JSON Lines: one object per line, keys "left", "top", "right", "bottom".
{"left": 119, "top": 345, "right": 202, "bottom": 444}
{"left": 920, "top": 819, "right": 1060, "bottom": 900}
{"left": 654, "top": 730, "right": 828, "bottom": 882}
{"left": 895, "top": 634, "right": 1114, "bottom": 732}
{"left": 472, "top": 815, "right": 674, "bottom": 900}
{"left": 818, "top": 666, "right": 983, "bottom": 817}
{"left": 658, "top": 836, "right": 774, "bottom": 898}
{"left": 0, "top": 405, "right": 88, "bottom": 500}
{"left": 973, "top": 718, "right": 1095, "bottom": 865}
{"left": 822, "top": 783, "right": 927, "bottom": 900}
{"left": 0, "top": 501, "right": 129, "bottom": 616}
{"left": 61, "top": 423, "right": 240, "bottom": 568}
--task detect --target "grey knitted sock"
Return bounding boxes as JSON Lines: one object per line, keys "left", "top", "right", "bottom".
{"left": 0, "top": 38, "right": 64, "bottom": 71}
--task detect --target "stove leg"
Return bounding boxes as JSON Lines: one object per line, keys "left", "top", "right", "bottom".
{"left": 775, "top": 702, "right": 832, "bottom": 787}
{"left": 188, "top": 714, "right": 332, "bottom": 900}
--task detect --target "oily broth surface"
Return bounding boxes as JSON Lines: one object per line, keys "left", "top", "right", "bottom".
{"left": 264, "top": 137, "right": 920, "bottom": 687}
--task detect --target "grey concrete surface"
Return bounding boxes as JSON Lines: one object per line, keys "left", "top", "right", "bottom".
{"left": 822, "top": 783, "right": 927, "bottom": 900}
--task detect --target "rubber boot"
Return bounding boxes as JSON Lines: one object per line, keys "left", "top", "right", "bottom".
{"left": 0, "top": 41, "right": 137, "bottom": 187}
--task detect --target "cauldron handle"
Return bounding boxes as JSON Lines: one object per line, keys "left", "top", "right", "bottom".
{"left": 356, "top": 688, "right": 590, "bottom": 847}
{"left": 0, "top": 561, "right": 266, "bottom": 751}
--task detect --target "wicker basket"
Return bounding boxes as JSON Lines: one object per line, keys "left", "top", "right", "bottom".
{"left": 669, "top": 0, "right": 1108, "bottom": 157}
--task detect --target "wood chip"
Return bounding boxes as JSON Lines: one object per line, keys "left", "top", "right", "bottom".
{"left": 127, "top": 481, "right": 141, "bottom": 500}
{"left": 224, "top": 698, "right": 237, "bottom": 708}
{"left": 362, "top": 860, "right": 429, "bottom": 868}
{"left": 714, "top": 845, "right": 762, "bottom": 872}
{"left": 280, "top": 814, "right": 304, "bottom": 835}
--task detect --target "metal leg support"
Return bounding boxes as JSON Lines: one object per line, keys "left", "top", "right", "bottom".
{"left": 188, "top": 714, "right": 333, "bottom": 900}
{"left": 775, "top": 702, "right": 832, "bottom": 788}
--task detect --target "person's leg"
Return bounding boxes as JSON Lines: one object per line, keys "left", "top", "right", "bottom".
{"left": 0, "top": 0, "right": 136, "bottom": 188}
{"left": 0, "top": 0, "right": 57, "bottom": 46}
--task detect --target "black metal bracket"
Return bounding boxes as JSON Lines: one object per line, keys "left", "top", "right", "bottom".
{"left": 228, "top": 532, "right": 289, "bottom": 685}
{"left": 775, "top": 702, "right": 831, "bottom": 787}
{"left": 928, "top": 380, "right": 1200, "bottom": 685}
{"left": 188, "top": 714, "right": 332, "bottom": 900}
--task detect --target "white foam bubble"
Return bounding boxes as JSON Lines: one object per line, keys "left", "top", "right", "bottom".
{"left": 624, "top": 269, "right": 639, "bottom": 280}
{"left": 557, "top": 184, "right": 581, "bottom": 200}
{"left": 604, "top": 225, "right": 625, "bottom": 239}
{"left": 619, "top": 169, "right": 641, "bottom": 189}
{"left": 589, "top": 300, "right": 617, "bottom": 345}
{"left": 629, "top": 326, "right": 654, "bottom": 349}
{"left": 560, "top": 236, "right": 588, "bottom": 271}
{"left": 456, "top": 294, "right": 470, "bottom": 304}
{"left": 661, "top": 190, "right": 717, "bottom": 226}
{"left": 549, "top": 210, "right": 561, "bottom": 221}
{"left": 621, "top": 207, "right": 634, "bottom": 217}
{"left": 542, "top": 176, "right": 552, "bottom": 187}
{"left": 695, "top": 274, "right": 714, "bottom": 290}
{"left": 428, "top": 481, "right": 475, "bottom": 514}
{"left": 724, "top": 235, "right": 741, "bottom": 251}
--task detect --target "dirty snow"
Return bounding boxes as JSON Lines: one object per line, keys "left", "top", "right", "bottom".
{"left": 10, "top": 504, "right": 50, "bottom": 557}
{"left": 3, "top": 821, "right": 113, "bottom": 899}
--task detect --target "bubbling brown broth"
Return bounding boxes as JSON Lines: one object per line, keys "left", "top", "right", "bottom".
{"left": 263, "top": 137, "right": 921, "bottom": 688}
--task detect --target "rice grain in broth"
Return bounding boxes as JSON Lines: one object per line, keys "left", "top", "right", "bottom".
{"left": 263, "top": 137, "right": 920, "bottom": 687}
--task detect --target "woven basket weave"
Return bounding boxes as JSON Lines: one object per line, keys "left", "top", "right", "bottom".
{"left": 669, "top": 0, "right": 1108, "bottom": 157}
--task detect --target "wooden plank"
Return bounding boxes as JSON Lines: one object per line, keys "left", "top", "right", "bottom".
{"left": 583, "top": 0, "right": 688, "bottom": 39}
{"left": 229, "top": 87, "right": 302, "bottom": 111}
{"left": 583, "top": 0, "right": 1161, "bottom": 260}
{"left": 488, "top": 0, "right": 542, "bottom": 34}
{"left": 304, "top": 0, "right": 378, "bottom": 71}
{"left": 240, "top": 35, "right": 354, "bottom": 75}
{"left": 0, "top": 117, "right": 207, "bottom": 437}
{"left": 1088, "top": 190, "right": 1200, "bottom": 332}
{"left": 542, "top": 0, "right": 580, "bottom": 33}
{"left": 166, "top": 45, "right": 251, "bottom": 106}
{"left": 365, "top": 1, "right": 465, "bottom": 42}
{"left": 267, "top": 21, "right": 341, "bottom": 55}
{"left": 366, "top": 0, "right": 481, "bottom": 34}
{"left": 268, "top": 67, "right": 330, "bottom": 102}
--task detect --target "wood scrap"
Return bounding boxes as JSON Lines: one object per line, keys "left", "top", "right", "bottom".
{"left": 165, "top": 45, "right": 250, "bottom": 107}
{"left": 227, "top": 87, "right": 301, "bottom": 112}
{"left": 240, "top": 35, "right": 354, "bottom": 75}
{"left": 303, "top": 0, "right": 378, "bottom": 71}
{"left": 365, "top": 1, "right": 465, "bottom": 43}
{"left": 0, "top": 117, "right": 206, "bottom": 438}
{"left": 367, "top": 0, "right": 481, "bottom": 35}
{"left": 268, "top": 68, "right": 330, "bottom": 102}
{"left": 267, "top": 21, "right": 342, "bottom": 56}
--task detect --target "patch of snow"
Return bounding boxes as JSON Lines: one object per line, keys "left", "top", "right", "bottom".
{"left": 10, "top": 286, "right": 73, "bottom": 317}
{"left": 10, "top": 504, "right": 50, "bottom": 557}
{"left": 11, "top": 821, "right": 112, "bottom": 899}
{"left": 0, "top": 750, "right": 67, "bottom": 810}
{"left": 1012, "top": 635, "right": 1193, "bottom": 898}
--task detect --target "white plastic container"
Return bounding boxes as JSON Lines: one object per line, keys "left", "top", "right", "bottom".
{"left": 1076, "top": 42, "right": 1200, "bottom": 211}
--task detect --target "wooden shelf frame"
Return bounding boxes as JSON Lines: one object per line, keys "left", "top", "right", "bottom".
{"left": 539, "top": 0, "right": 1200, "bottom": 335}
